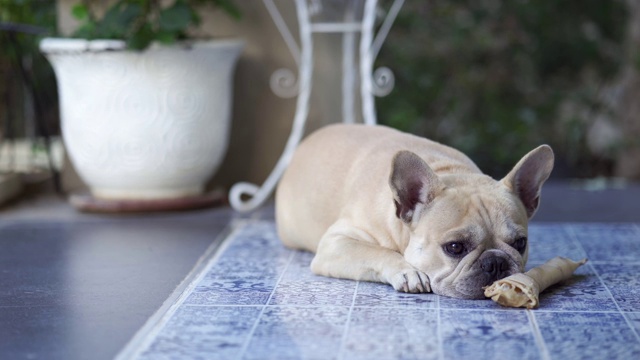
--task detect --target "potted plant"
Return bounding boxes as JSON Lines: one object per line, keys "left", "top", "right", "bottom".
{"left": 39, "top": 0, "right": 243, "bottom": 208}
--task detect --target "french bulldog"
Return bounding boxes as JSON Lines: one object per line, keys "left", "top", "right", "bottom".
{"left": 275, "top": 124, "right": 554, "bottom": 299}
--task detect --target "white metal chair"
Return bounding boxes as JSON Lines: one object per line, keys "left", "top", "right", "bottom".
{"left": 229, "top": 0, "right": 404, "bottom": 212}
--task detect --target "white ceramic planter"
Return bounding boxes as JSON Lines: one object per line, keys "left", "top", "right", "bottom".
{"left": 40, "top": 38, "right": 243, "bottom": 200}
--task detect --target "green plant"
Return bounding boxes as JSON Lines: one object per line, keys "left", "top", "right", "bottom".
{"left": 376, "top": 0, "right": 628, "bottom": 178}
{"left": 1, "top": 0, "right": 59, "bottom": 188}
{"left": 71, "top": 0, "right": 240, "bottom": 50}
{"left": 0, "top": 0, "right": 58, "bottom": 138}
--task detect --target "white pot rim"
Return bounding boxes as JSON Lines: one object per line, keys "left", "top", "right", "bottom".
{"left": 39, "top": 37, "right": 244, "bottom": 54}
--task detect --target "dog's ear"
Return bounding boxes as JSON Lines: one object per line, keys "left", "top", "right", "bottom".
{"left": 390, "top": 151, "right": 443, "bottom": 224}
{"left": 501, "top": 145, "right": 554, "bottom": 219}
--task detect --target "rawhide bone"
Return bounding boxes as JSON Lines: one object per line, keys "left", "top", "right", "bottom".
{"left": 484, "top": 256, "right": 588, "bottom": 309}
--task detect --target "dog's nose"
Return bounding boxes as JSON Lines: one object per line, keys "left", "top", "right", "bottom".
{"left": 481, "top": 256, "right": 509, "bottom": 279}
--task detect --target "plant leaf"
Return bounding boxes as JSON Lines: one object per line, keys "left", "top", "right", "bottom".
{"left": 156, "top": 30, "right": 177, "bottom": 45}
{"left": 71, "top": 4, "right": 89, "bottom": 21}
{"left": 127, "top": 23, "right": 155, "bottom": 50}
{"left": 159, "top": 0, "right": 193, "bottom": 32}
{"left": 98, "top": 1, "right": 143, "bottom": 39}
{"left": 72, "top": 23, "right": 95, "bottom": 39}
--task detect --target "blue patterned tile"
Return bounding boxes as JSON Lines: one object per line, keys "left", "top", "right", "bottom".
{"left": 221, "top": 223, "right": 289, "bottom": 257}
{"left": 203, "top": 256, "right": 289, "bottom": 280}
{"left": 127, "top": 221, "right": 640, "bottom": 360}
{"left": 208, "top": 225, "right": 291, "bottom": 277}
{"left": 185, "top": 292, "right": 271, "bottom": 306}
{"left": 527, "top": 225, "right": 587, "bottom": 263}
{"left": 139, "top": 306, "right": 262, "bottom": 360}
{"left": 243, "top": 306, "right": 348, "bottom": 360}
{"left": 440, "top": 310, "right": 540, "bottom": 360}
{"left": 269, "top": 252, "right": 356, "bottom": 306}
{"left": 341, "top": 308, "right": 439, "bottom": 360}
{"left": 625, "top": 312, "right": 640, "bottom": 335}
{"left": 185, "top": 262, "right": 290, "bottom": 305}
{"left": 571, "top": 224, "right": 640, "bottom": 263}
{"left": 532, "top": 263, "right": 618, "bottom": 311}
{"left": 287, "top": 250, "right": 321, "bottom": 271}
{"left": 184, "top": 223, "right": 293, "bottom": 305}
{"left": 218, "top": 246, "right": 291, "bottom": 266}
{"left": 185, "top": 278, "right": 275, "bottom": 305}
{"left": 535, "top": 312, "right": 640, "bottom": 359}
{"left": 439, "top": 296, "right": 502, "bottom": 310}
{"left": 593, "top": 263, "right": 640, "bottom": 311}
{"left": 354, "top": 281, "right": 437, "bottom": 308}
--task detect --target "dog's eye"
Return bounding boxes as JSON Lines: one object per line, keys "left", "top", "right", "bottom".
{"left": 443, "top": 242, "right": 466, "bottom": 257}
{"left": 513, "top": 237, "right": 527, "bottom": 253}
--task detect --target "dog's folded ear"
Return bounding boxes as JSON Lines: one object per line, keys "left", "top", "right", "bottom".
{"left": 501, "top": 145, "right": 555, "bottom": 219}
{"left": 390, "top": 151, "right": 443, "bottom": 224}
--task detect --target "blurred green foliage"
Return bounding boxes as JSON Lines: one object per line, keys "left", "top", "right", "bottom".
{"left": 0, "top": 0, "right": 56, "bottom": 29}
{"left": 0, "top": 0, "right": 58, "bottom": 138}
{"left": 72, "top": 0, "right": 241, "bottom": 50}
{"left": 0, "top": 0, "right": 56, "bottom": 57}
{"left": 377, "top": 0, "right": 628, "bottom": 178}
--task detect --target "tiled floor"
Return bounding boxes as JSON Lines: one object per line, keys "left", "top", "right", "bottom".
{"left": 122, "top": 221, "right": 640, "bottom": 360}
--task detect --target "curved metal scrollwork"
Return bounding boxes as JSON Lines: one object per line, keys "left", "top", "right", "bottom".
{"left": 269, "top": 68, "right": 300, "bottom": 99}
{"left": 372, "top": 66, "right": 395, "bottom": 97}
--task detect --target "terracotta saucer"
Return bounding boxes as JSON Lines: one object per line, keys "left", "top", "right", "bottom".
{"left": 69, "top": 190, "right": 227, "bottom": 213}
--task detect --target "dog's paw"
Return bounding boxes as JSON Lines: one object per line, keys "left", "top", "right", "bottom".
{"left": 389, "top": 270, "right": 431, "bottom": 293}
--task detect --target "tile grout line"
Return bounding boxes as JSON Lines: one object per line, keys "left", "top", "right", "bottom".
{"left": 337, "top": 281, "right": 359, "bottom": 360}
{"left": 526, "top": 310, "right": 551, "bottom": 360}
{"left": 588, "top": 260, "right": 640, "bottom": 343}
{"left": 565, "top": 223, "right": 590, "bottom": 261}
{"left": 567, "top": 224, "right": 640, "bottom": 344}
{"left": 236, "top": 248, "right": 296, "bottom": 360}
{"left": 114, "top": 219, "right": 249, "bottom": 360}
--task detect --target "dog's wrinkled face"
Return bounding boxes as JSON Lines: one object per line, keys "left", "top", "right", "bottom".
{"left": 390, "top": 145, "right": 554, "bottom": 299}
{"left": 404, "top": 179, "right": 529, "bottom": 299}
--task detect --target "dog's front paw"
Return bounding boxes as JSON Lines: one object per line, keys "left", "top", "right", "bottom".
{"left": 389, "top": 270, "right": 431, "bottom": 293}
